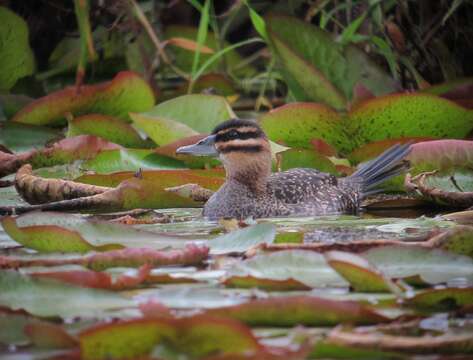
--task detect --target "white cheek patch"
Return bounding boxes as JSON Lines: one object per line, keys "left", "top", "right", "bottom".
{"left": 221, "top": 139, "right": 262, "bottom": 147}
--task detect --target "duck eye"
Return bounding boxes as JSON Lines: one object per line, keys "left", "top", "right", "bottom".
{"left": 228, "top": 130, "right": 239, "bottom": 139}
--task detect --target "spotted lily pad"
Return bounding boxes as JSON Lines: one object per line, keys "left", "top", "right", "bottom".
{"left": 260, "top": 102, "right": 349, "bottom": 151}
{"left": 348, "top": 94, "right": 473, "bottom": 150}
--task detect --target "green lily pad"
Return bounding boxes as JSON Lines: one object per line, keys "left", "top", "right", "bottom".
{"left": 131, "top": 94, "right": 234, "bottom": 146}
{"left": 1, "top": 212, "right": 192, "bottom": 253}
{"left": 0, "top": 270, "right": 134, "bottom": 318}
{"left": 259, "top": 102, "right": 349, "bottom": 151}
{"left": 362, "top": 245, "right": 473, "bottom": 284}
{"left": 209, "top": 223, "right": 276, "bottom": 255}
{"left": 12, "top": 71, "right": 155, "bottom": 126}
{"left": 278, "top": 148, "right": 338, "bottom": 174}
{"left": 206, "top": 296, "right": 389, "bottom": 327}
{"left": 82, "top": 149, "right": 186, "bottom": 174}
{"left": 67, "top": 114, "right": 154, "bottom": 148}
{"left": 0, "top": 6, "right": 35, "bottom": 91}
{"left": 226, "top": 249, "right": 347, "bottom": 288}
{"left": 0, "top": 122, "right": 60, "bottom": 153}
{"left": 266, "top": 15, "right": 396, "bottom": 109}
{"left": 325, "top": 251, "right": 403, "bottom": 294}
{"left": 348, "top": 94, "right": 473, "bottom": 150}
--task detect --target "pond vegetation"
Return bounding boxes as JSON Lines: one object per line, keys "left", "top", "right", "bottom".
{"left": 0, "top": 1, "right": 473, "bottom": 359}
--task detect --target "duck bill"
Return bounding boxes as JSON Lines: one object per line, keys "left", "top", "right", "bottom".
{"left": 176, "top": 134, "right": 218, "bottom": 156}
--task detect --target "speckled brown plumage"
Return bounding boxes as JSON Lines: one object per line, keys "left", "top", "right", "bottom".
{"left": 178, "top": 119, "right": 411, "bottom": 220}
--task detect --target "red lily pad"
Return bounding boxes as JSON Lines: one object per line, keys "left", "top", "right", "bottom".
{"left": 12, "top": 71, "right": 155, "bottom": 126}
{"left": 24, "top": 322, "right": 78, "bottom": 349}
{"left": 0, "top": 244, "right": 209, "bottom": 271}
{"left": 205, "top": 296, "right": 389, "bottom": 327}
{"left": 347, "top": 137, "right": 432, "bottom": 164}
{"left": 67, "top": 114, "right": 154, "bottom": 148}
{"left": 31, "top": 265, "right": 151, "bottom": 290}
{"left": 259, "top": 102, "right": 349, "bottom": 151}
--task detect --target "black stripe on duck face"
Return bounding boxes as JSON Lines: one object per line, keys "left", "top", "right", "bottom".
{"left": 216, "top": 129, "right": 263, "bottom": 142}
{"left": 218, "top": 144, "right": 263, "bottom": 153}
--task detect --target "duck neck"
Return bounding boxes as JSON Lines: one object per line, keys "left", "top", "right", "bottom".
{"left": 223, "top": 152, "right": 272, "bottom": 194}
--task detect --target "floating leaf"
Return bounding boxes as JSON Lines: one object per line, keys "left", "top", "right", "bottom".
{"left": 222, "top": 275, "right": 310, "bottom": 291}
{"left": 1, "top": 212, "right": 193, "bottom": 253}
{"left": 406, "top": 288, "right": 473, "bottom": 311}
{"left": 131, "top": 94, "right": 234, "bottom": 146}
{"left": 83, "top": 149, "right": 186, "bottom": 173}
{"left": 278, "top": 148, "right": 338, "bottom": 174}
{"left": 12, "top": 71, "right": 155, "bottom": 126}
{"left": 209, "top": 223, "right": 276, "bottom": 255}
{"left": 0, "top": 244, "right": 209, "bottom": 271}
{"left": 362, "top": 245, "right": 473, "bottom": 284}
{"left": 0, "top": 270, "right": 133, "bottom": 318}
{"left": 260, "top": 102, "right": 348, "bottom": 151}
{"left": 0, "top": 122, "right": 60, "bottom": 153}
{"left": 408, "top": 140, "right": 473, "bottom": 173}
{"left": 0, "top": 6, "right": 35, "bottom": 91}
{"left": 429, "top": 226, "right": 473, "bottom": 258}
{"left": 226, "top": 250, "right": 347, "bottom": 288}
{"left": 205, "top": 296, "right": 389, "bottom": 326}
{"left": 0, "top": 135, "right": 121, "bottom": 178}
{"left": 31, "top": 265, "right": 150, "bottom": 290}
{"left": 325, "top": 251, "right": 403, "bottom": 293}
{"left": 79, "top": 314, "right": 261, "bottom": 359}
{"left": 67, "top": 114, "right": 153, "bottom": 148}
{"left": 348, "top": 94, "right": 473, "bottom": 150}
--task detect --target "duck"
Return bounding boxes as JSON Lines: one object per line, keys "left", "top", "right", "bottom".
{"left": 176, "top": 118, "right": 410, "bottom": 219}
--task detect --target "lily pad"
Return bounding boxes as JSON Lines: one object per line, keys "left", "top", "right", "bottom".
{"left": 259, "top": 102, "right": 349, "bottom": 151}
{"left": 130, "top": 94, "right": 234, "bottom": 146}
{"left": 0, "top": 122, "right": 60, "bottom": 153}
{"left": 209, "top": 223, "right": 276, "bottom": 255}
{"left": 206, "top": 296, "right": 389, "bottom": 327}
{"left": 82, "top": 149, "right": 186, "bottom": 173}
{"left": 348, "top": 94, "right": 473, "bottom": 150}
{"left": 0, "top": 7, "right": 35, "bottom": 91}
{"left": 278, "top": 148, "right": 338, "bottom": 174}
{"left": 12, "top": 71, "right": 155, "bottom": 126}
{"left": 67, "top": 114, "right": 153, "bottom": 148}
{"left": 1, "top": 212, "right": 192, "bottom": 253}
{"left": 0, "top": 270, "right": 134, "bottom": 318}
{"left": 325, "top": 251, "right": 403, "bottom": 294}
{"left": 225, "top": 249, "right": 347, "bottom": 288}
{"left": 266, "top": 15, "right": 396, "bottom": 109}
{"left": 362, "top": 245, "right": 473, "bottom": 284}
